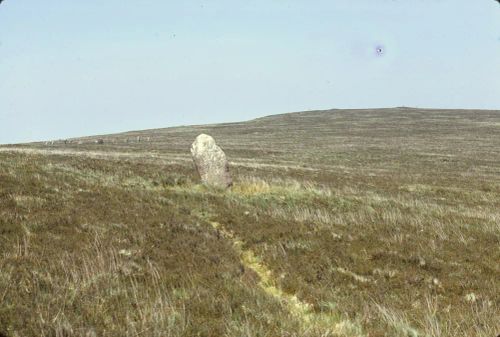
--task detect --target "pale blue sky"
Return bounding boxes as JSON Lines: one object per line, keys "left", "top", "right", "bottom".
{"left": 1, "top": 1, "right": 499, "bottom": 144}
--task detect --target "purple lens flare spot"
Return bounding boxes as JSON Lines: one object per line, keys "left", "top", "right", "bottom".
{"left": 375, "top": 45, "right": 386, "bottom": 57}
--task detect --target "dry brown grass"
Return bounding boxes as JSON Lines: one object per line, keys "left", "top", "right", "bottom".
{"left": 1, "top": 108, "right": 499, "bottom": 336}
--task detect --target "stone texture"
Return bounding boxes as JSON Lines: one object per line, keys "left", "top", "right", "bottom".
{"left": 190, "top": 134, "right": 232, "bottom": 188}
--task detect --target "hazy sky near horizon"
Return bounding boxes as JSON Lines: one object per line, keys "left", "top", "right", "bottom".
{"left": 1, "top": 1, "right": 499, "bottom": 144}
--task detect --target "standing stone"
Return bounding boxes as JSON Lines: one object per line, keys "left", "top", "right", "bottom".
{"left": 190, "top": 134, "right": 232, "bottom": 188}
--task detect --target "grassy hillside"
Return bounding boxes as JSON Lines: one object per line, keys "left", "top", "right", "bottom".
{"left": 1, "top": 108, "right": 499, "bottom": 337}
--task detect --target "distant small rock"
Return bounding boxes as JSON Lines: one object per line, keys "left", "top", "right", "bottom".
{"left": 190, "top": 134, "right": 232, "bottom": 188}
{"left": 464, "top": 293, "right": 477, "bottom": 303}
{"left": 96, "top": 139, "right": 104, "bottom": 145}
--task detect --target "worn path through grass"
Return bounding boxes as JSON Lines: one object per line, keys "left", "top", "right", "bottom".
{"left": 204, "top": 216, "right": 363, "bottom": 337}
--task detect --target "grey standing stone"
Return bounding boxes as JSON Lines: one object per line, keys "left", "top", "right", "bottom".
{"left": 190, "top": 134, "right": 232, "bottom": 188}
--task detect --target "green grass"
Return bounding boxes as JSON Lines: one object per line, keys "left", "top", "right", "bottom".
{"left": 1, "top": 108, "right": 499, "bottom": 336}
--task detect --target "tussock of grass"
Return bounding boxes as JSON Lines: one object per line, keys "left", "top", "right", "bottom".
{"left": 375, "top": 304, "right": 419, "bottom": 337}
{"left": 231, "top": 176, "right": 333, "bottom": 199}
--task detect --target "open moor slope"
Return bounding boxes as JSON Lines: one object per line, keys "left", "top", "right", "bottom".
{"left": 0, "top": 108, "right": 499, "bottom": 337}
